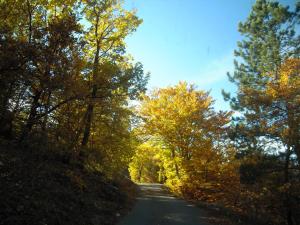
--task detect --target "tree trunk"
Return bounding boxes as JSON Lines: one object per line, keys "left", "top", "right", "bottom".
{"left": 81, "top": 84, "right": 97, "bottom": 147}
{"left": 0, "top": 81, "right": 15, "bottom": 138}
{"left": 138, "top": 165, "right": 143, "bottom": 183}
{"left": 0, "top": 81, "right": 13, "bottom": 117}
{"left": 42, "top": 91, "right": 51, "bottom": 132}
{"left": 26, "top": 0, "right": 32, "bottom": 43}
{"left": 294, "top": 144, "right": 300, "bottom": 167}
{"left": 80, "top": 14, "right": 100, "bottom": 147}
{"left": 171, "top": 148, "right": 180, "bottom": 179}
{"left": 284, "top": 145, "right": 294, "bottom": 225}
{"left": 19, "top": 90, "right": 42, "bottom": 141}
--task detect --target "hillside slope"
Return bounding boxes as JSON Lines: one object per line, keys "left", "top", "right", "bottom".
{"left": 0, "top": 140, "right": 136, "bottom": 225}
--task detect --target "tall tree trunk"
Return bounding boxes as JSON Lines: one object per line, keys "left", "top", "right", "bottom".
{"left": 0, "top": 81, "right": 15, "bottom": 138}
{"left": 171, "top": 148, "right": 180, "bottom": 179}
{"left": 26, "top": 0, "right": 32, "bottom": 44}
{"left": 286, "top": 104, "right": 300, "bottom": 166}
{"left": 80, "top": 11, "right": 101, "bottom": 147}
{"left": 81, "top": 85, "right": 97, "bottom": 147}
{"left": 294, "top": 143, "right": 300, "bottom": 167}
{"left": 81, "top": 35, "right": 100, "bottom": 147}
{"left": 138, "top": 165, "right": 143, "bottom": 183}
{"left": 42, "top": 91, "right": 51, "bottom": 132}
{"left": 285, "top": 106, "right": 295, "bottom": 225}
{"left": 292, "top": 121, "right": 300, "bottom": 166}
{"left": 284, "top": 145, "right": 294, "bottom": 225}
{"left": 0, "top": 81, "right": 13, "bottom": 117}
{"left": 19, "top": 90, "right": 42, "bottom": 141}
{"left": 18, "top": 0, "right": 35, "bottom": 143}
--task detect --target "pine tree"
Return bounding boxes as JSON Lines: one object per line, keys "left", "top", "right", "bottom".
{"left": 223, "top": 1, "right": 300, "bottom": 224}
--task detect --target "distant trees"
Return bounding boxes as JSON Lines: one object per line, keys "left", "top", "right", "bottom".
{"left": 131, "top": 82, "right": 239, "bottom": 202}
{"left": 0, "top": 0, "right": 148, "bottom": 175}
{"left": 129, "top": 142, "right": 161, "bottom": 183}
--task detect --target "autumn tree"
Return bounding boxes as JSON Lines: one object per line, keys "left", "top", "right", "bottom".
{"left": 137, "top": 82, "right": 237, "bottom": 200}
{"left": 0, "top": 0, "right": 148, "bottom": 177}
{"left": 0, "top": 0, "right": 84, "bottom": 141}
{"left": 79, "top": 0, "right": 143, "bottom": 147}
{"left": 223, "top": 1, "right": 300, "bottom": 224}
{"left": 129, "top": 141, "right": 162, "bottom": 183}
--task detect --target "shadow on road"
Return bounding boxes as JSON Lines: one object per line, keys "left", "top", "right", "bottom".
{"left": 118, "top": 183, "right": 211, "bottom": 225}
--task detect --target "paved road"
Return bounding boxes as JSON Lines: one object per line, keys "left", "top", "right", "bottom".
{"left": 118, "top": 183, "right": 211, "bottom": 225}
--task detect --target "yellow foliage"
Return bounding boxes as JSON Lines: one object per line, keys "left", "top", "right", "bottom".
{"left": 266, "top": 58, "right": 300, "bottom": 99}
{"left": 134, "top": 82, "right": 239, "bottom": 202}
{"left": 129, "top": 142, "right": 161, "bottom": 183}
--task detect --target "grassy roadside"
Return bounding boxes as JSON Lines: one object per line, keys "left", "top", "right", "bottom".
{"left": 0, "top": 140, "right": 137, "bottom": 225}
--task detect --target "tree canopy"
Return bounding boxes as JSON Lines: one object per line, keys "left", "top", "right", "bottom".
{"left": 0, "top": 1, "right": 299, "bottom": 225}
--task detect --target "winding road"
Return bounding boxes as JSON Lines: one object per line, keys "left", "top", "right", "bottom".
{"left": 118, "top": 183, "right": 212, "bottom": 225}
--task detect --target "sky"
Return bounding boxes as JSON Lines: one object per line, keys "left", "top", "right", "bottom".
{"left": 124, "top": 0, "right": 296, "bottom": 111}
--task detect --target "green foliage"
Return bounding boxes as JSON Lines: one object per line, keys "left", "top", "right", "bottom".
{"left": 223, "top": 1, "right": 300, "bottom": 224}
{"left": 224, "top": 0, "right": 300, "bottom": 158}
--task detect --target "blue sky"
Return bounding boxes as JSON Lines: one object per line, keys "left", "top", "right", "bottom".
{"left": 124, "top": 0, "right": 296, "bottom": 111}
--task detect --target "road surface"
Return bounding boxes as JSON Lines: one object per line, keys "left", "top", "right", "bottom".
{"left": 118, "top": 183, "right": 212, "bottom": 225}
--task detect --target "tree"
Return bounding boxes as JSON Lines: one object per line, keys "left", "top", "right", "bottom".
{"left": 80, "top": 0, "right": 143, "bottom": 147}
{"left": 0, "top": 0, "right": 84, "bottom": 141}
{"left": 138, "top": 82, "right": 235, "bottom": 197}
{"left": 21, "top": 10, "right": 83, "bottom": 141}
{"left": 223, "top": 1, "right": 300, "bottom": 224}
{"left": 223, "top": 0, "right": 300, "bottom": 163}
{"left": 0, "top": 0, "right": 148, "bottom": 179}
{"left": 129, "top": 141, "right": 161, "bottom": 183}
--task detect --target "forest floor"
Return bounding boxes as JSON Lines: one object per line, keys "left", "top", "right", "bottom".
{"left": 0, "top": 139, "right": 137, "bottom": 225}
{"left": 118, "top": 183, "right": 255, "bottom": 225}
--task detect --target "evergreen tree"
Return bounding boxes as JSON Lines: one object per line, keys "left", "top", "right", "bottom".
{"left": 223, "top": 1, "right": 300, "bottom": 224}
